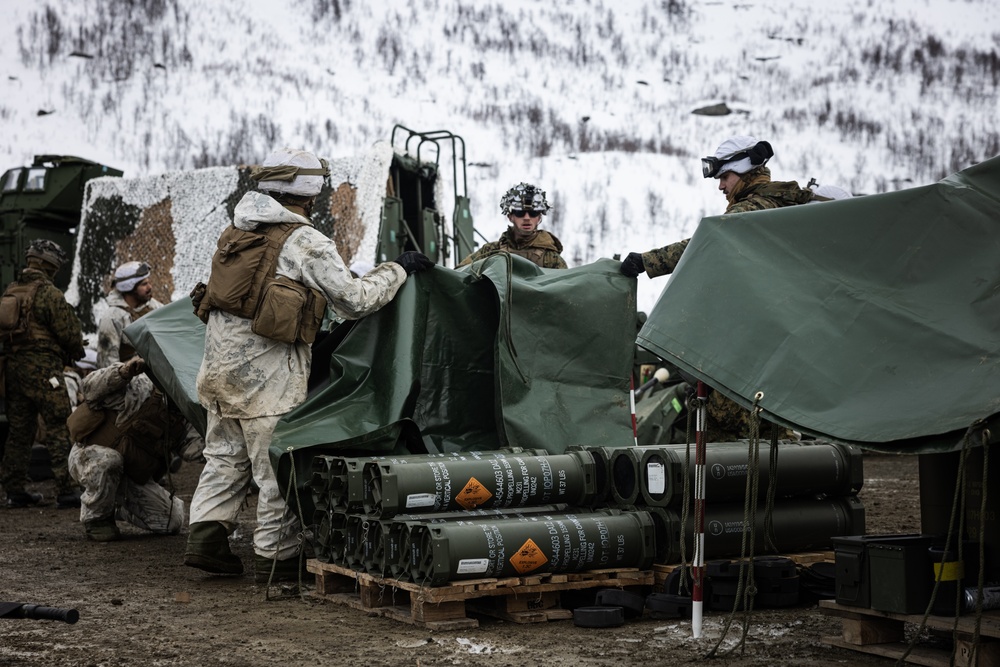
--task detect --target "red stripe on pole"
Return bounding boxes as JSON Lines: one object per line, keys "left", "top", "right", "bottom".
{"left": 693, "top": 381, "right": 708, "bottom": 603}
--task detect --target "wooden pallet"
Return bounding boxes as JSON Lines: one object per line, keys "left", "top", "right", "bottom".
{"left": 306, "top": 560, "right": 652, "bottom": 630}
{"left": 819, "top": 600, "right": 1000, "bottom": 667}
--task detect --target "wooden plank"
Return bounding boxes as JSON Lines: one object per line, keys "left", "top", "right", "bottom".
{"left": 411, "top": 598, "right": 467, "bottom": 623}
{"left": 840, "top": 616, "right": 904, "bottom": 645}
{"left": 359, "top": 581, "right": 405, "bottom": 608}
{"left": 954, "top": 638, "right": 1000, "bottom": 667}
{"left": 822, "top": 635, "right": 957, "bottom": 667}
{"left": 819, "top": 600, "right": 1000, "bottom": 639}
{"left": 382, "top": 604, "right": 478, "bottom": 631}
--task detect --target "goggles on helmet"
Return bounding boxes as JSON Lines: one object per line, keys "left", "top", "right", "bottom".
{"left": 700, "top": 141, "right": 773, "bottom": 179}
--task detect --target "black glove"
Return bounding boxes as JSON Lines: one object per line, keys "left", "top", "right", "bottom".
{"left": 620, "top": 252, "right": 645, "bottom": 278}
{"left": 394, "top": 251, "right": 435, "bottom": 275}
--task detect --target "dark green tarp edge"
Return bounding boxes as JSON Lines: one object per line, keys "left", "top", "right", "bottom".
{"left": 637, "top": 155, "right": 1000, "bottom": 454}
{"left": 124, "top": 297, "right": 207, "bottom": 436}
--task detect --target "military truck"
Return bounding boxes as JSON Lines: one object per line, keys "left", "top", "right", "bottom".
{"left": 0, "top": 155, "right": 123, "bottom": 290}
{"left": 379, "top": 125, "right": 477, "bottom": 266}
{"left": 0, "top": 155, "right": 123, "bottom": 456}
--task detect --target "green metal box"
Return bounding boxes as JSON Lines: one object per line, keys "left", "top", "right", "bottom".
{"left": 867, "top": 535, "right": 938, "bottom": 614}
{"left": 832, "top": 533, "right": 928, "bottom": 608}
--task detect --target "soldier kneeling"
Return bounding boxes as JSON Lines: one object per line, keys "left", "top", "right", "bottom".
{"left": 66, "top": 357, "right": 187, "bottom": 542}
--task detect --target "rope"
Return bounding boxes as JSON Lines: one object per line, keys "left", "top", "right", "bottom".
{"left": 763, "top": 428, "right": 779, "bottom": 554}
{"left": 265, "top": 447, "right": 311, "bottom": 602}
{"left": 676, "top": 391, "right": 697, "bottom": 596}
{"left": 968, "top": 433, "right": 990, "bottom": 665}
{"left": 706, "top": 392, "right": 764, "bottom": 659}
{"left": 895, "top": 426, "right": 987, "bottom": 666}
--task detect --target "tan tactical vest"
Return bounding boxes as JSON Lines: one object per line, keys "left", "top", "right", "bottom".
{"left": 498, "top": 230, "right": 562, "bottom": 268}
{"left": 0, "top": 278, "right": 55, "bottom": 349}
{"left": 67, "top": 390, "right": 184, "bottom": 484}
{"left": 195, "top": 222, "right": 326, "bottom": 344}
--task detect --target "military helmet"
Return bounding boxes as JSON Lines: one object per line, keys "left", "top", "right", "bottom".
{"left": 113, "top": 260, "right": 151, "bottom": 292}
{"left": 251, "top": 147, "right": 330, "bottom": 197}
{"left": 701, "top": 135, "right": 773, "bottom": 179}
{"left": 25, "top": 239, "right": 68, "bottom": 268}
{"left": 499, "top": 182, "right": 551, "bottom": 216}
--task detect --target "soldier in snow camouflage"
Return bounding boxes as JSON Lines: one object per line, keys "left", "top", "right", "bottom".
{"left": 67, "top": 357, "right": 187, "bottom": 542}
{"left": 184, "top": 147, "right": 429, "bottom": 583}
{"left": 96, "top": 260, "right": 163, "bottom": 368}
{"left": 97, "top": 260, "right": 205, "bottom": 462}
{"left": 1, "top": 239, "right": 85, "bottom": 508}
{"left": 620, "top": 136, "right": 826, "bottom": 440}
{"left": 459, "top": 183, "right": 568, "bottom": 269}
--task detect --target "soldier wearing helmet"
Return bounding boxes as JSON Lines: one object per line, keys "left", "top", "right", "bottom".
{"left": 619, "top": 136, "right": 827, "bottom": 442}
{"left": 0, "top": 239, "right": 85, "bottom": 508}
{"left": 185, "top": 147, "right": 431, "bottom": 582}
{"left": 96, "top": 260, "right": 164, "bottom": 368}
{"left": 459, "top": 182, "right": 568, "bottom": 269}
{"left": 620, "top": 136, "right": 827, "bottom": 280}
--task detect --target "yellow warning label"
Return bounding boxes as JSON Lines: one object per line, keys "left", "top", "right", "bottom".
{"left": 509, "top": 538, "right": 548, "bottom": 574}
{"left": 456, "top": 476, "right": 493, "bottom": 510}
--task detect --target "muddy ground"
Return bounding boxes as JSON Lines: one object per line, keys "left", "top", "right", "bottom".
{"left": 1, "top": 454, "right": 921, "bottom": 667}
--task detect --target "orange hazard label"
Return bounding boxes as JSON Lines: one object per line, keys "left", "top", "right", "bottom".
{"left": 509, "top": 538, "right": 548, "bottom": 574}
{"left": 456, "top": 476, "right": 493, "bottom": 510}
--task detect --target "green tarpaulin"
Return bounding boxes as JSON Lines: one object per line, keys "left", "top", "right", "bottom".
{"left": 126, "top": 256, "right": 637, "bottom": 511}
{"left": 124, "top": 297, "right": 207, "bottom": 437}
{"left": 637, "top": 156, "right": 1000, "bottom": 453}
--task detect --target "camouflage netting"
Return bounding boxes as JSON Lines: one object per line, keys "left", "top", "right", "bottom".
{"left": 66, "top": 142, "right": 394, "bottom": 333}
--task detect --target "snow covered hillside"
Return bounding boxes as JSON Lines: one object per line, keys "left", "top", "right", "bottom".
{"left": 1, "top": 0, "right": 998, "bottom": 311}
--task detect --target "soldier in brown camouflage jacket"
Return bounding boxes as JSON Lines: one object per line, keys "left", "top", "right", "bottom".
{"left": 620, "top": 136, "right": 824, "bottom": 441}
{"left": 459, "top": 182, "right": 568, "bottom": 270}
{"left": 1, "top": 240, "right": 85, "bottom": 508}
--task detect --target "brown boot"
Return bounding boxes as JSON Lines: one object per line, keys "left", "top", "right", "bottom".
{"left": 184, "top": 521, "right": 243, "bottom": 575}
{"left": 84, "top": 516, "right": 121, "bottom": 542}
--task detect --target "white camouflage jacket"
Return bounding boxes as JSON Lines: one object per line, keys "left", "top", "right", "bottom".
{"left": 97, "top": 289, "right": 164, "bottom": 368}
{"left": 196, "top": 190, "right": 407, "bottom": 419}
{"left": 81, "top": 363, "right": 156, "bottom": 424}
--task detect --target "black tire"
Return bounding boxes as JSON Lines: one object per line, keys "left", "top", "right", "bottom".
{"left": 595, "top": 588, "right": 646, "bottom": 619}
{"left": 756, "top": 589, "right": 800, "bottom": 608}
{"left": 756, "top": 575, "right": 801, "bottom": 595}
{"left": 645, "top": 592, "right": 691, "bottom": 618}
{"left": 708, "top": 593, "right": 749, "bottom": 612}
{"left": 753, "top": 556, "right": 797, "bottom": 579}
{"left": 573, "top": 606, "right": 625, "bottom": 628}
{"left": 707, "top": 559, "right": 750, "bottom": 579}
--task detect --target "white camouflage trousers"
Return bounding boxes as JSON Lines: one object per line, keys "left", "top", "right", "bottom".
{"left": 189, "top": 411, "right": 301, "bottom": 560}
{"left": 68, "top": 444, "right": 185, "bottom": 533}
